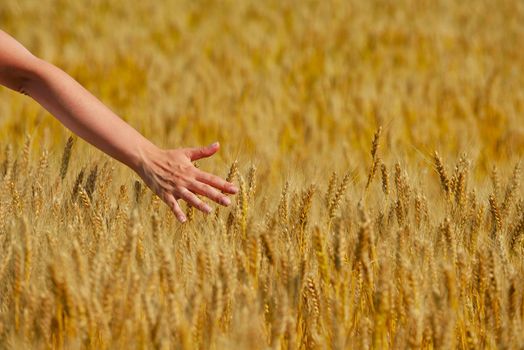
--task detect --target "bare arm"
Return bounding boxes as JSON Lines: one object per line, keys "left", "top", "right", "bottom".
{"left": 0, "top": 30, "right": 237, "bottom": 222}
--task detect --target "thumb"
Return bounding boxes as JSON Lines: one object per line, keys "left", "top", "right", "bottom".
{"left": 186, "top": 142, "right": 220, "bottom": 161}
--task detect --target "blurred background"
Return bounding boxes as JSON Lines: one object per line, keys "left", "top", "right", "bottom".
{"left": 1, "top": 0, "right": 523, "bottom": 184}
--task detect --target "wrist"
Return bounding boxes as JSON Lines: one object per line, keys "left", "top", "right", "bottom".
{"left": 131, "top": 138, "right": 160, "bottom": 176}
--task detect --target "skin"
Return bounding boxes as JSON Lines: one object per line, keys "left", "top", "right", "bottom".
{"left": 0, "top": 29, "right": 238, "bottom": 222}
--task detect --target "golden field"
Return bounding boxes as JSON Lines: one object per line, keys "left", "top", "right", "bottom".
{"left": 1, "top": 0, "right": 524, "bottom": 348}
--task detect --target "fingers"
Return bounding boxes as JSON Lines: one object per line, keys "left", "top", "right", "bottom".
{"left": 178, "top": 188, "right": 212, "bottom": 214}
{"left": 195, "top": 169, "right": 238, "bottom": 194}
{"left": 186, "top": 142, "right": 220, "bottom": 161}
{"left": 148, "top": 144, "right": 238, "bottom": 220}
{"left": 163, "top": 193, "right": 187, "bottom": 223}
{"left": 188, "top": 181, "right": 232, "bottom": 206}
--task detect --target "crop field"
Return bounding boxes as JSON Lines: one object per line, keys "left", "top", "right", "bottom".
{"left": 1, "top": 0, "right": 524, "bottom": 349}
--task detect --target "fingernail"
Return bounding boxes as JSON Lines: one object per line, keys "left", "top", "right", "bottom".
{"left": 230, "top": 186, "right": 239, "bottom": 193}
{"left": 221, "top": 197, "right": 231, "bottom": 206}
{"left": 204, "top": 204, "right": 213, "bottom": 213}
{"left": 179, "top": 215, "right": 187, "bottom": 223}
{"left": 210, "top": 141, "right": 219, "bottom": 148}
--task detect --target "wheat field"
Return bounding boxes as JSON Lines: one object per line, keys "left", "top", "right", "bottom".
{"left": 1, "top": 0, "right": 524, "bottom": 349}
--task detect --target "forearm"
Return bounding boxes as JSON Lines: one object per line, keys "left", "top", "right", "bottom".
{"left": 0, "top": 30, "right": 237, "bottom": 221}
{"left": 25, "top": 58, "right": 156, "bottom": 172}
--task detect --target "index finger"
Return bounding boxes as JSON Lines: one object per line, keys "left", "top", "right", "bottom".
{"left": 195, "top": 169, "right": 238, "bottom": 194}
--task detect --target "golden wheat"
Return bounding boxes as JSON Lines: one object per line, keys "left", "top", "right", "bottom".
{"left": 1, "top": 0, "right": 524, "bottom": 349}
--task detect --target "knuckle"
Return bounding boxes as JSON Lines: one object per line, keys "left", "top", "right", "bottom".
{"left": 204, "top": 187, "right": 215, "bottom": 196}
{"left": 204, "top": 188, "right": 216, "bottom": 198}
{"left": 195, "top": 203, "right": 204, "bottom": 211}
{"left": 172, "top": 186, "right": 184, "bottom": 195}
{"left": 158, "top": 191, "right": 169, "bottom": 202}
{"left": 192, "top": 181, "right": 203, "bottom": 190}
{"left": 163, "top": 183, "right": 176, "bottom": 193}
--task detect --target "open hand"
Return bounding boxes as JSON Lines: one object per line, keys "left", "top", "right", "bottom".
{"left": 136, "top": 142, "right": 238, "bottom": 222}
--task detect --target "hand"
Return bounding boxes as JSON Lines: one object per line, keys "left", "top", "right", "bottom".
{"left": 135, "top": 142, "right": 238, "bottom": 222}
